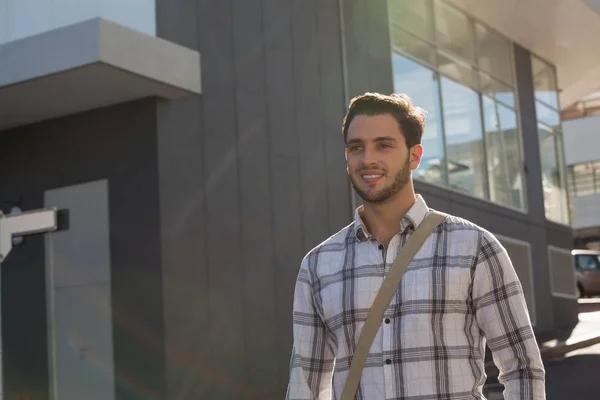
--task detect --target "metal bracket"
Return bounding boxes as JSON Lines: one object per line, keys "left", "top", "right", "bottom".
{"left": 0, "top": 207, "right": 59, "bottom": 263}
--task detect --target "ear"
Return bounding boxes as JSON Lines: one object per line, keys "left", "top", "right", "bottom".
{"left": 410, "top": 144, "right": 423, "bottom": 171}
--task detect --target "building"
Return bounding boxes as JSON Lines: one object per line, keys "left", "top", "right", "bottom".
{"left": 563, "top": 112, "right": 600, "bottom": 251}
{"left": 0, "top": 0, "right": 597, "bottom": 399}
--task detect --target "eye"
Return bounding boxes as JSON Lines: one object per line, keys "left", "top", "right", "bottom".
{"left": 348, "top": 145, "right": 362, "bottom": 152}
{"left": 378, "top": 143, "right": 392, "bottom": 149}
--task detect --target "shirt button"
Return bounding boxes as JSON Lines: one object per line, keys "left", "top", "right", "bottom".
{"left": 378, "top": 244, "right": 384, "bottom": 250}
{"left": 385, "top": 359, "right": 392, "bottom": 365}
{"left": 384, "top": 318, "right": 391, "bottom": 324}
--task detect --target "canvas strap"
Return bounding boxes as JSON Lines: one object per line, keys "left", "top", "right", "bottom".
{"left": 340, "top": 211, "right": 447, "bottom": 400}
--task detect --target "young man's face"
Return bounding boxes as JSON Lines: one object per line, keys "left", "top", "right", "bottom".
{"left": 345, "top": 113, "right": 422, "bottom": 204}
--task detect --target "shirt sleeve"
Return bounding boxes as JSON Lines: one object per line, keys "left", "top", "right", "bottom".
{"left": 286, "top": 256, "right": 336, "bottom": 400}
{"left": 472, "top": 231, "right": 546, "bottom": 400}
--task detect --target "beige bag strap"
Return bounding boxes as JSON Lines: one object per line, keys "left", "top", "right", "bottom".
{"left": 340, "top": 211, "right": 447, "bottom": 400}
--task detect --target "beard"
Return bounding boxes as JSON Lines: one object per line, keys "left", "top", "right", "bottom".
{"left": 350, "top": 157, "right": 411, "bottom": 204}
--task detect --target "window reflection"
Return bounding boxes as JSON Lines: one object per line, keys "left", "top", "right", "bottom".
{"left": 391, "top": 24, "right": 436, "bottom": 67}
{"left": 441, "top": 77, "right": 487, "bottom": 198}
{"left": 479, "top": 71, "right": 515, "bottom": 108}
{"left": 388, "top": 0, "right": 434, "bottom": 42}
{"left": 538, "top": 123, "right": 569, "bottom": 224}
{"left": 435, "top": 0, "right": 475, "bottom": 63}
{"left": 475, "top": 22, "right": 513, "bottom": 86}
{"left": 393, "top": 53, "right": 446, "bottom": 185}
{"left": 482, "top": 97, "right": 525, "bottom": 209}
{"left": 388, "top": 0, "right": 526, "bottom": 210}
{"left": 532, "top": 55, "right": 559, "bottom": 110}
{"left": 535, "top": 100, "right": 560, "bottom": 128}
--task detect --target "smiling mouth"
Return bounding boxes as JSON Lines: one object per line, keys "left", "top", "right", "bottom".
{"left": 360, "top": 173, "right": 384, "bottom": 185}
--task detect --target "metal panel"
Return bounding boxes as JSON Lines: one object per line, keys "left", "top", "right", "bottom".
{"left": 495, "top": 235, "right": 537, "bottom": 325}
{"left": 317, "top": 0, "right": 352, "bottom": 233}
{"left": 44, "top": 179, "right": 114, "bottom": 400}
{"left": 292, "top": 0, "right": 330, "bottom": 251}
{"left": 156, "top": 96, "right": 210, "bottom": 399}
{"left": 513, "top": 44, "right": 546, "bottom": 224}
{"left": 341, "top": 0, "right": 370, "bottom": 97}
{"left": 548, "top": 246, "right": 578, "bottom": 299}
{"left": 365, "top": 0, "right": 394, "bottom": 92}
{"left": 263, "top": 0, "right": 305, "bottom": 392}
{"left": 197, "top": 1, "right": 246, "bottom": 398}
{"left": 155, "top": 0, "right": 199, "bottom": 50}
{"left": 233, "top": 0, "right": 278, "bottom": 395}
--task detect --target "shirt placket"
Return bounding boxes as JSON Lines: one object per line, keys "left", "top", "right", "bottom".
{"left": 381, "top": 233, "right": 402, "bottom": 399}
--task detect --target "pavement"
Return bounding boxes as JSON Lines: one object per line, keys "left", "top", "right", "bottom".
{"left": 484, "top": 298, "right": 600, "bottom": 399}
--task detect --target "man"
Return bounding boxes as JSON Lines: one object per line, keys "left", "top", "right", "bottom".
{"left": 286, "top": 93, "right": 545, "bottom": 399}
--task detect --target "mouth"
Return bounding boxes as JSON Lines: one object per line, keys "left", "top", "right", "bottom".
{"left": 359, "top": 171, "right": 384, "bottom": 185}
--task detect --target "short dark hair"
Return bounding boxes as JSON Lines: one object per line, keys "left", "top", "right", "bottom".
{"left": 342, "top": 92, "right": 426, "bottom": 148}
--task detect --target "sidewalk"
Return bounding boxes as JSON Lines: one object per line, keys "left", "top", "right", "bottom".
{"left": 484, "top": 299, "right": 600, "bottom": 398}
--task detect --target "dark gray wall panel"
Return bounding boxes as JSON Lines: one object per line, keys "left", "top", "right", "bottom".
{"left": 546, "top": 222, "right": 574, "bottom": 249}
{"left": 342, "top": 0, "right": 394, "bottom": 98}
{"left": 318, "top": 0, "right": 352, "bottom": 234}
{"left": 527, "top": 225, "right": 554, "bottom": 330}
{"left": 197, "top": 1, "right": 245, "bottom": 398}
{"left": 157, "top": 96, "right": 211, "bottom": 399}
{"left": 551, "top": 297, "right": 579, "bottom": 331}
{"left": 233, "top": 0, "right": 279, "bottom": 397}
{"left": 155, "top": 0, "right": 199, "bottom": 50}
{"left": 342, "top": 0, "right": 369, "bottom": 97}
{"left": 263, "top": 0, "right": 304, "bottom": 393}
{"left": 0, "top": 223, "right": 48, "bottom": 399}
{"left": 514, "top": 44, "right": 545, "bottom": 225}
{"left": 365, "top": 0, "right": 394, "bottom": 92}
{"left": 292, "top": 0, "right": 331, "bottom": 251}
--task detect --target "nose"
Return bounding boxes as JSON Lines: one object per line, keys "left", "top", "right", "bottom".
{"left": 360, "top": 145, "right": 378, "bottom": 167}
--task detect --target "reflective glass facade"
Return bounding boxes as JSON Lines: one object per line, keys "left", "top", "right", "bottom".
{"left": 388, "top": 0, "right": 526, "bottom": 210}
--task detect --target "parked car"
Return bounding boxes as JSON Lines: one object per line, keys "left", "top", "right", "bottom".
{"left": 573, "top": 249, "right": 600, "bottom": 298}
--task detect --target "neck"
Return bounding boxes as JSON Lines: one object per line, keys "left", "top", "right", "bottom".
{"left": 360, "top": 183, "right": 417, "bottom": 248}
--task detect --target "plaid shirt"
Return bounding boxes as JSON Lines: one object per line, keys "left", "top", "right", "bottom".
{"left": 287, "top": 196, "right": 545, "bottom": 399}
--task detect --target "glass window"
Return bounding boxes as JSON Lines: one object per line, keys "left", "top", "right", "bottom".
{"left": 475, "top": 22, "right": 513, "bottom": 86}
{"left": 390, "top": 24, "right": 436, "bottom": 68}
{"left": 441, "top": 77, "right": 487, "bottom": 198}
{"left": 482, "top": 97, "right": 525, "bottom": 209}
{"left": 479, "top": 71, "right": 515, "bottom": 108}
{"left": 437, "top": 51, "right": 477, "bottom": 90}
{"left": 532, "top": 54, "right": 569, "bottom": 224}
{"left": 535, "top": 100, "right": 560, "bottom": 129}
{"left": 532, "top": 55, "right": 559, "bottom": 110}
{"left": 576, "top": 255, "right": 600, "bottom": 270}
{"left": 388, "top": 0, "right": 434, "bottom": 41}
{"left": 387, "top": 0, "right": 525, "bottom": 211}
{"left": 435, "top": 0, "right": 475, "bottom": 63}
{"left": 538, "top": 123, "right": 569, "bottom": 224}
{"left": 392, "top": 53, "right": 446, "bottom": 186}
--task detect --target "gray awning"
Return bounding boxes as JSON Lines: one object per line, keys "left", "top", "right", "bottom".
{"left": 0, "top": 18, "right": 201, "bottom": 131}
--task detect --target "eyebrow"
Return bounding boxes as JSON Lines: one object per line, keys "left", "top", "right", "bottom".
{"left": 346, "top": 136, "right": 398, "bottom": 145}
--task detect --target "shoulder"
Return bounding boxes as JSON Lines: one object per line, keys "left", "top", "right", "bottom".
{"left": 300, "top": 222, "right": 355, "bottom": 273}
{"left": 435, "top": 211, "right": 504, "bottom": 251}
